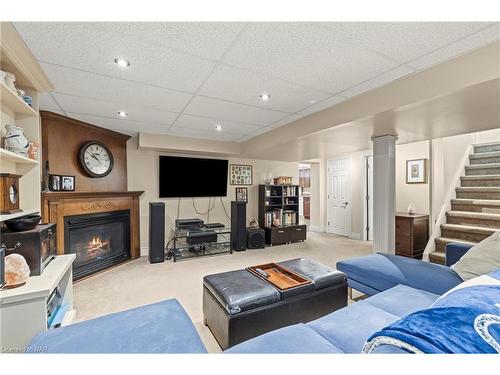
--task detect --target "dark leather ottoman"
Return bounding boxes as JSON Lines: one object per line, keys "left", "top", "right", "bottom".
{"left": 203, "top": 258, "right": 347, "bottom": 350}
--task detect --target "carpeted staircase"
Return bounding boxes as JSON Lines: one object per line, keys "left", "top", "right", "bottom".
{"left": 429, "top": 141, "right": 500, "bottom": 264}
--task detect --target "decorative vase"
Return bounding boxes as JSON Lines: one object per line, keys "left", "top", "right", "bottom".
{"left": 407, "top": 202, "right": 416, "bottom": 215}
{"left": 5, "top": 72, "right": 16, "bottom": 92}
{"left": 264, "top": 172, "right": 272, "bottom": 184}
{"left": 4, "top": 124, "right": 30, "bottom": 156}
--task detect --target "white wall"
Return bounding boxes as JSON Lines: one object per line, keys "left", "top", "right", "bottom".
{"left": 126, "top": 137, "right": 298, "bottom": 255}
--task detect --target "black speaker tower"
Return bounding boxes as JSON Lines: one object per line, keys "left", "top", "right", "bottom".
{"left": 231, "top": 201, "right": 247, "bottom": 251}
{"left": 149, "top": 202, "right": 165, "bottom": 263}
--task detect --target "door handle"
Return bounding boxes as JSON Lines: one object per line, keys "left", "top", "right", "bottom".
{"left": 341, "top": 202, "right": 349, "bottom": 208}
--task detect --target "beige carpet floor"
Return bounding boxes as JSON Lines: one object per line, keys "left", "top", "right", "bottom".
{"left": 73, "top": 232, "right": 372, "bottom": 352}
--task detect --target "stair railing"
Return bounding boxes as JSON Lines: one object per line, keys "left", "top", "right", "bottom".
{"left": 422, "top": 144, "right": 473, "bottom": 261}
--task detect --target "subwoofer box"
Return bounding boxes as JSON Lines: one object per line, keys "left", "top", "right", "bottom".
{"left": 246, "top": 228, "right": 265, "bottom": 249}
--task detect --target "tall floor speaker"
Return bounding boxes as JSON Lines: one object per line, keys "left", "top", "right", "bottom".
{"left": 231, "top": 201, "right": 247, "bottom": 251}
{"left": 149, "top": 202, "right": 165, "bottom": 263}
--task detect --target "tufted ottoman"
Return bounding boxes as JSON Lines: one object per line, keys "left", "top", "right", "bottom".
{"left": 202, "top": 258, "right": 347, "bottom": 350}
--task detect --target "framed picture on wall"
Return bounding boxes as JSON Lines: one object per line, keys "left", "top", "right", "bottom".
{"left": 61, "top": 175, "right": 75, "bottom": 191}
{"left": 406, "top": 159, "right": 427, "bottom": 184}
{"left": 235, "top": 187, "right": 248, "bottom": 203}
{"left": 49, "top": 174, "right": 61, "bottom": 191}
{"left": 230, "top": 164, "right": 253, "bottom": 185}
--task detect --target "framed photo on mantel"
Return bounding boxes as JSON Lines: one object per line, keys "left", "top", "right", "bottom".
{"left": 406, "top": 159, "right": 427, "bottom": 184}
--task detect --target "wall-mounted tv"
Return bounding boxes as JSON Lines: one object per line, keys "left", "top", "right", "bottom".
{"left": 159, "top": 155, "right": 228, "bottom": 198}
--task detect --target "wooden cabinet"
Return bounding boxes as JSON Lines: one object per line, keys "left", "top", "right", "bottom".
{"left": 299, "top": 169, "right": 310, "bottom": 188}
{"left": 303, "top": 196, "right": 310, "bottom": 219}
{"left": 265, "top": 225, "right": 307, "bottom": 246}
{"left": 395, "top": 213, "right": 429, "bottom": 259}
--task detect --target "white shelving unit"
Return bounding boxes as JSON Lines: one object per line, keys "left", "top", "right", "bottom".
{"left": 0, "top": 254, "right": 76, "bottom": 348}
{"left": 0, "top": 22, "right": 53, "bottom": 222}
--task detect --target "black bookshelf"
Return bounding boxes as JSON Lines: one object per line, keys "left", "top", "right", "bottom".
{"left": 258, "top": 184, "right": 307, "bottom": 246}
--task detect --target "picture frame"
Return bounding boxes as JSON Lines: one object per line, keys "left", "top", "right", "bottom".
{"left": 230, "top": 164, "right": 253, "bottom": 185}
{"left": 406, "top": 159, "right": 427, "bottom": 184}
{"left": 49, "top": 174, "right": 61, "bottom": 191}
{"left": 235, "top": 187, "right": 248, "bottom": 203}
{"left": 61, "top": 175, "right": 76, "bottom": 191}
{"left": 49, "top": 174, "right": 76, "bottom": 191}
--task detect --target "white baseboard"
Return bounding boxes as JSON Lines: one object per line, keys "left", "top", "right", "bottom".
{"left": 349, "top": 232, "right": 361, "bottom": 240}
{"left": 140, "top": 246, "right": 148, "bottom": 257}
{"left": 308, "top": 225, "right": 325, "bottom": 233}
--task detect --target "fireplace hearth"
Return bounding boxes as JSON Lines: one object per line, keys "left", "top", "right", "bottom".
{"left": 64, "top": 210, "right": 130, "bottom": 280}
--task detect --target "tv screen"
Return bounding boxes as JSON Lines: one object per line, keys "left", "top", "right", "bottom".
{"left": 159, "top": 156, "right": 228, "bottom": 198}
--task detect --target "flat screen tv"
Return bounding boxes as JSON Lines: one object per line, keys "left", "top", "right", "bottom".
{"left": 159, "top": 155, "right": 228, "bottom": 198}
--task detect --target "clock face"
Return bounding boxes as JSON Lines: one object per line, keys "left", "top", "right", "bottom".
{"left": 9, "top": 185, "right": 17, "bottom": 203}
{"left": 79, "top": 142, "right": 114, "bottom": 177}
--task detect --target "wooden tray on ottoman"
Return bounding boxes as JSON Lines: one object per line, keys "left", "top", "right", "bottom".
{"left": 246, "top": 263, "right": 312, "bottom": 291}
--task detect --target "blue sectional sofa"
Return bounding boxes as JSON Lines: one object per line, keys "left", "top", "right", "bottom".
{"left": 30, "top": 243, "right": 495, "bottom": 354}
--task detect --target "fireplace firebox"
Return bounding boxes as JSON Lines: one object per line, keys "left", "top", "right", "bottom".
{"left": 64, "top": 210, "right": 130, "bottom": 280}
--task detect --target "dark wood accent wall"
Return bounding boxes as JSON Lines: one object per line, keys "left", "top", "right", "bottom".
{"left": 40, "top": 111, "right": 131, "bottom": 192}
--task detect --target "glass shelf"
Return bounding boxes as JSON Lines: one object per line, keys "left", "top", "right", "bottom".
{"left": 170, "top": 226, "right": 232, "bottom": 262}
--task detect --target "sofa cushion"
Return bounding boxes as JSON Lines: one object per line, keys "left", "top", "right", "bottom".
{"left": 451, "top": 231, "right": 500, "bottom": 281}
{"left": 203, "top": 269, "right": 280, "bottom": 315}
{"left": 363, "top": 274, "right": 500, "bottom": 353}
{"left": 336, "top": 253, "right": 463, "bottom": 296}
{"left": 307, "top": 285, "right": 438, "bottom": 353}
{"left": 225, "top": 324, "right": 342, "bottom": 353}
{"left": 278, "top": 258, "right": 346, "bottom": 290}
{"left": 28, "top": 299, "right": 207, "bottom": 353}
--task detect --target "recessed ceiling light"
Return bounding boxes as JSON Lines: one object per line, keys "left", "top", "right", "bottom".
{"left": 259, "top": 93, "right": 271, "bottom": 101}
{"left": 309, "top": 100, "right": 316, "bottom": 104}
{"left": 114, "top": 58, "right": 130, "bottom": 68}
{"left": 117, "top": 111, "right": 128, "bottom": 118}
{"left": 215, "top": 124, "right": 223, "bottom": 131}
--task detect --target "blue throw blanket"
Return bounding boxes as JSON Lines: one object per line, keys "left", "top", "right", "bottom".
{"left": 363, "top": 284, "right": 500, "bottom": 353}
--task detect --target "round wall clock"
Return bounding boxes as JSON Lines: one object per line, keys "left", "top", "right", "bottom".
{"left": 78, "top": 141, "right": 114, "bottom": 178}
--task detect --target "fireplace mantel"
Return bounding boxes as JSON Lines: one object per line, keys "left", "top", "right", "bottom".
{"left": 41, "top": 191, "right": 144, "bottom": 260}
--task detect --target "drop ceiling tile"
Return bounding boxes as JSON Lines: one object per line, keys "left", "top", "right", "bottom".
{"left": 267, "top": 114, "right": 303, "bottom": 128}
{"left": 175, "top": 114, "right": 261, "bottom": 135}
{"left": 53, "top": 93, "right": 178, "bottom": 126}
{"left": 167, "top": 126, "right": 241, "bottom": 142}
{"left": 67, "top": 112, "right": 168, "bottom": 135}
{"left": 41, "top": 63, "right": 192, "bottom": 113}
{"left": 184, "top": 96, "right": 290, "bottom": 126}
{"left": 223, "top": 23, "right": 398, "bottom": 93}
{"left": 110, "top": 22, "right": 246, "bottom": 60}
{"left": 199, "top": 64, "right": 331, "bottom": 113}
{"left": 237, "top": 127, "right": 273, "bottom": 142}
{"left": 321, "top": 22, "right": 493, "bottom": 63}
{"left": 38, "top": 93, "right": 64, "bottom": 114}
{"left": 407, "top": 23, "right": 500, "bottom": 70}
{"left": 341, "top": 66, "right": 415, "bottom": 98}
{"left": 15, "top": 22, "right": 215, "bottom": 93}
{"left": 298, "top": 95, "right": 347, "bottom": 116}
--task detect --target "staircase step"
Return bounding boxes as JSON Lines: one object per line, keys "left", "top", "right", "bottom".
{"left": 451, "top": 198, "right": 500, "bottom": 213}
{"left": 429, "top": 251, "right": 446, "bottom": 265}
{"left": 465, "top": 163, "right": 500, "bottom": 176}
{"left": 469, "top": 151, "right": 500, "bottom": 165}
{"left": 456, "top": 187, "right": 500, "bottom": 200}
{"left": 440, "top": 223, "right": 499, "bottom": 242}
{"left": 473, "top": 142, "right": 500, "bottom": 154}
{"left": 460, "top": 175, "right": 500, "bottom": 187}
{"left": 446, "top": 210, "right": 500, "bottom": 229}
{"left": 434, "top": 237, "right": 477, "bottom": 254}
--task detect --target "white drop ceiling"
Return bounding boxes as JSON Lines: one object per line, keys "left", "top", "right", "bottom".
{"left": 15, "top": 22, "right": 500, "bottom": 141}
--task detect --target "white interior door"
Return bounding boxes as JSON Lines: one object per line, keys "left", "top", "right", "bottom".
{"left": 327, "top": 158, "right": 352, "bottom": 236}
{"left": 367, "top": 155, "right": 374, "bottom": 241}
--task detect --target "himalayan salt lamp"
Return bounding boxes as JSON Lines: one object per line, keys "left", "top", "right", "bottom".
{"left": 4, "top": 253, "right": 30, "bottom": 288}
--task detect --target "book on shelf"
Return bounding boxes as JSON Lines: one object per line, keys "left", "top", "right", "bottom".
{"left": 283, "top": 185, "right": 298, "bottom": 197}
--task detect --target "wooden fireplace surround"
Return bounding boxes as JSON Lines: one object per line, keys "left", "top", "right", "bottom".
{"left": 41, "top": 191, "right": 143, "bottom": 258}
